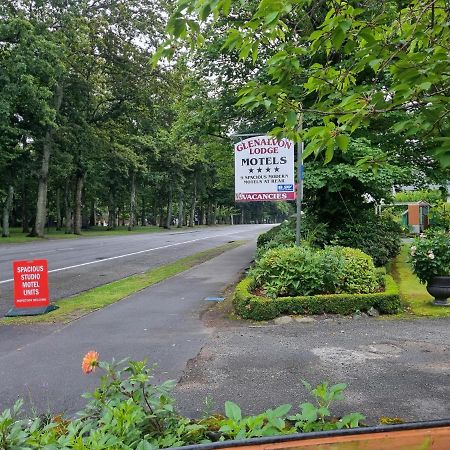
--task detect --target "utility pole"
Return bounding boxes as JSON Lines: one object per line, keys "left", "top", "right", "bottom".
{"left": 295, "top": 112, "right": 304, "bottom": 246}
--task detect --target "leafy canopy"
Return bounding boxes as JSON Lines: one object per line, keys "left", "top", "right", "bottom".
{"left": 156, "top": 0, "right": 450, "bottom": 166}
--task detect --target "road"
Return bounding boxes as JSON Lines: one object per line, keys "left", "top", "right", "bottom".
{"left": 0, "top": 239, "right": 259, "bottom": 415}
{"left": 0, "top": 224, "right": 271, "bottom": 316}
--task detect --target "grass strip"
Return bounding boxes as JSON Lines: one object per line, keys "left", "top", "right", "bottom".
{"left": 1, "top": 240, "right": 245, "bottom": 325}
{"left": 0, "top": 225, "right": 212, "bottom": 245}
{"left": 391, "top": 245, "right": 450, "bottom": 318}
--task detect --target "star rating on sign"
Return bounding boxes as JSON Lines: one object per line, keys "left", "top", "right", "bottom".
{"left": 247, "top": 166, "right": 281, "bottom": 174}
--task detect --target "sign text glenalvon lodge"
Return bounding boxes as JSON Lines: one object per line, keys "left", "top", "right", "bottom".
{"left": 234, "top": 136, "right": 295, "bottom": 202}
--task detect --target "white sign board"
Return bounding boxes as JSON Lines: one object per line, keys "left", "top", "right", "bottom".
{"left": 234, "top": 135, "right": 295, "bottom": 202}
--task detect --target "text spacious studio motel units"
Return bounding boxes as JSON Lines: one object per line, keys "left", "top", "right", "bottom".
{"left": 13, "top": 259, "right": 50, "bottom": 308}
{"left": 234, "top": 136, "right": 295, "bottom": 202}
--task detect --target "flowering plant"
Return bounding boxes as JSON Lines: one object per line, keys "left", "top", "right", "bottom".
{"left": 409, "top": 230, "right": 450, "bottom": 284}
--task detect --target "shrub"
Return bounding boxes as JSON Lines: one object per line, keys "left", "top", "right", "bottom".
{"left": 252, "top": 246, "right": 345, "bottom": 297}
{"left": 252, "top": 246, "right": 378, "bottom": 298}
{"left": 0, "top": 354, "right": 364, "bottom": 448}
{"left": 256, "top": 215, "right": 329, "bottom": 259}
{"left": 332, "top": 214, "right": 402, "bottom": 267}
{"left": 409, "top": 230, "right": 450, "bottom": 284}
{"left": 257, "top": 212, "right": 401, "bottom": 267}
{"left": 233, "top": 275, "right": 402, "bottom": 321}
{"left": 430, "top": 201, "right": 450, "bottom": 231}
{"left": 338, "top": 248, "right": 378, "bottom": 294}
{"left": 256, "top": 223, "right": 296, "bottom": 259}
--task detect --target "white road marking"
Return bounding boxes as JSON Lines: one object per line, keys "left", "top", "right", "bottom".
{"left": 0, "top": 230, "right": 244, "bottom": 285}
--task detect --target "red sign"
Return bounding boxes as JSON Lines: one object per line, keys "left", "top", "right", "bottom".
{"left": 13, "top": 260, "right": 50, "bottom": 309}
{"left": 235, "top": 192, "right": 296, "bottom": 202}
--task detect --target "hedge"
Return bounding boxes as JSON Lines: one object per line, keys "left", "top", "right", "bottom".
{"left": 233, "top": 275, "right": 402, "bottom": 321}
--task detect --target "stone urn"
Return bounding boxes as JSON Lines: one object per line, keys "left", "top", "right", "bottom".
{"left": 426, "top": 276, "right": 450, "bottom": 306}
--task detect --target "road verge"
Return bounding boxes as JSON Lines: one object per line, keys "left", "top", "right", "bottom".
{"left": 0, "top": 240, "right": 245, "bottom": 325}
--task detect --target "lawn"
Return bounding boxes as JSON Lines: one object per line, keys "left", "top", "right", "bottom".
{"left": 392, "top": 245, "right": 450, "bottom": 318}
{"left": 0, "top": 225, "right": 209, "bottom": 245}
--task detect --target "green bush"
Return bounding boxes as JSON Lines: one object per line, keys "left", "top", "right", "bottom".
{"left": 233, "top": 275, "right": 402, "bottom": 321}
{"left": 332, "top": 214, "right": 402, "bottom": 267}
{"left": 252, "top": 246, "right": 345, "bottom": 297}
{"left": 252, "top": 246, "right": 378, "bottom": 298}
{"left": 257, "top": 213, "right": 401, "bottom": 267}
{"left": 256, "top": 215, "right": 329, "bottom": 259}
{"left": 339, "top": 248, "right": 378, "bottom": 294}
{"left": 409, "top": 230, "right": 450, "bottom": 283}
{"left": 0, "top": 356, "right": 364, "bottom": 449}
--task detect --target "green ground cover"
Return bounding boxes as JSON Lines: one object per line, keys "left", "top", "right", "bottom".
{"left": 0, "top": 226, "right": 210, "bottom": 245}
{"left": 392, "top": 246, "right": 450, "bottom": 318}
{"left": 0, "top": 241, "right": 244, "bottom": 325}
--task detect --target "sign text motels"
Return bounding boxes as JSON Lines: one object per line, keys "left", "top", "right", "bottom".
{"left": 13, "top": 260, "right": 50, "bottom": 309}
{"left": 234, "top": 136, "right": 295, "bottom": 202}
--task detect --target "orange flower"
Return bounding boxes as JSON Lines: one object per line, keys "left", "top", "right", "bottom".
{"left": 82, "top": 350, "right": 99, "bottom": 374}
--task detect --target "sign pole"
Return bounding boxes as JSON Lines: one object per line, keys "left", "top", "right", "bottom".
{"left": 295, "top": 112, "right": 304, "bottom": 246}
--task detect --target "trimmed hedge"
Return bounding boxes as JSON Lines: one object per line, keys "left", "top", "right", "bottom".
{"left": 233, "top": 275, "right": 402, "bottom": 321}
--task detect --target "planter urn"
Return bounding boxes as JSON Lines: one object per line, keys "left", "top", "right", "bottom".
{"left": 426, "top": 276, "right": 450, "bottom": 306}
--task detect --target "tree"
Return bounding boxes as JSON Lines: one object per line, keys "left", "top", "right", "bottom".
{"left": 158, "top": 0, "right": 450, "bottom": 167}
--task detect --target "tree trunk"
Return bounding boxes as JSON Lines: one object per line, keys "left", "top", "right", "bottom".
{"left": 141, "top": 195, "right": 146, "bottom": 226}
{"left": 177, "top": 190, "right": 184, "bottom": 228}
{"left": 189, "top": 178, "right": 197, "bottom": 227}
{"left": 89, "top": 201, "right": 96, "bottom": 227}
{"left": 107, "top": 191, "right": 116, "bottom": 229}
{"left": 33, "top": 84, "right": 63, "bottom": 238}
{"left": 73, "top": 172, "right": 84, "bottom": 235}
{"left": 64, "top": 180, "right": 72, "bottom": 234}
{"left": 128, "top": 171, "right": 136, "bottom": 231}
{"left": 21, "top": 179, "right": 29, "bottom": 233}
{"left": 2, "top": 185, "right": 14, "bottom": 237}
{"left": 158, "top": 205, "right": 164, "bottom": 227}
{"left": 165, "top": 185, "right": 173, "bottom": 229}
{"left": 211, "top": 202, "right": 217, "bottom": 225}
{"left": 55, "top": 187, "right": 62, "bottom": 230}
{"left": 34, "top": 132, "right": 51, "bottom": 237}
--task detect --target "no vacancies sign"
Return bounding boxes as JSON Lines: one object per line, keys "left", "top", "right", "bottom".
{"left": 235, "top": 135, "right": 295, "bottom": 202}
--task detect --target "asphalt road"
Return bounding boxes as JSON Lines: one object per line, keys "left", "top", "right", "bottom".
{"left": 175, "top": 315, "right": 450, "bottom": 425}
{"left": 0, "top": 224, "right": 271, "bottom": 316}
{"left": 0, "top": 241, "right": 258, "bottom": 415}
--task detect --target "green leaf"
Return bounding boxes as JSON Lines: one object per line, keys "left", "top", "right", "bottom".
{"left": 286, "top": 111, "right": 297, "bottom": 128}
{"left": 272, "top": 404, "right": 292, "bottom": 417}
{"left": 324, "top": 141, "right": 334, "bottom": 164}
{"left": 331, "top": 26, "right": 346, "bottom": 51}
{"left": 264, "top": 11, "right": 279, "bottom": 25}
{"left": 336, "top": 134, "right": 350, "bottom": 151}
{"left": 225, "top": 401, "right": 242, "bottom": 421}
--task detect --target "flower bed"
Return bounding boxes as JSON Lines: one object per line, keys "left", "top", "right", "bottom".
{"left": 233, "top": 275, "right": 402, "bottom": 321}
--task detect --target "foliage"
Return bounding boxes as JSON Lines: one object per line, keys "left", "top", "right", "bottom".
{"left": 429, "top": 201, "right": 450, "bottom": 232}
{"left": 395, "top": 190, "right": 445, "bottom": 205}
{"left": 392, "top": 245, "right": 450, "bottom": 318}
{"left": 252, "top": 245, "right": 378, "bottom": 298}
{"left": 409, "top": 230, "right": 450, "bottom": 284}
{"left": 332, "top": 213, "right": 402, "bottom": 267}
{"left": 339, "top": 248, "right": 378, "bottom": 294}
{"left": 288, "top": 381, "right": 365, "bottom": 432}
{"left": 257, "top": 211, "right": 402, "bottom": 267}
{"left": 158, "top": 0, "right": 450, "bottom": 167}
{"left": 0, "top": 356, "right": 365, "bottom": 449}
{"left": 233, "top": 275, "right": 402, "bottom": 321}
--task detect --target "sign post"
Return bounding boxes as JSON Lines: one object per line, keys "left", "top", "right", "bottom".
{"left": 5, "top": 259, "right": 58, "bottom": 317}
{"left": 234, "top": 135, "right": 295, "bottom": 202}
